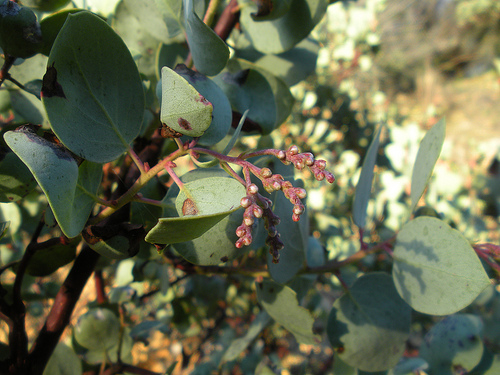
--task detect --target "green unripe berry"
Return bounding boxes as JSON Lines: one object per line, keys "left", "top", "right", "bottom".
{"left": 0, "top": 1, "right": 42, "bottom": 58}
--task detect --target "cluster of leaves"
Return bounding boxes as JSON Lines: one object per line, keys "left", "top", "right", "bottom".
{"left": 0, "top": 1, "right": 498, "bottom": 375}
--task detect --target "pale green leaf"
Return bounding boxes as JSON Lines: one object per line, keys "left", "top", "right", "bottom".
{"left": 410, "top": 118, "right": 446, "bottom": 212}
{"left": 74, "top": 308, "right": 120, "bottom": 351}
{"left": 256, "top": 279, "right": 319, "bottom": 344}
{"left": 173, "top": 64, "right": 232, "bottom": 146}
{"left": 392, "top": 217, "right": 490, "bottom": 315}
{"left": 353, "top": 125, "right": 383, "bottom": 228}
{"left": 327, "top": 273, "right": 411, "bottom": 372}
{"left": 420, "top": 314, "right": 483, "bottom": 374}
{"left": 122, "top": 0, "right": 183, "bottom": 43}
{"left": 146, "top": 176, "right": 244, "bottom": 246}
{"left": 160, "top": 66, "right": 213, "bottom": 137}
{"left": 221, "top": 311, "right": 272, "bottom": 363}
{"left": 43, "top": 343, "right": 82, "bottom": 375}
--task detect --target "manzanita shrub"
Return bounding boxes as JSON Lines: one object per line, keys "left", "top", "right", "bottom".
{"left": 0, "top": 0, "right": 499, "bottom": 374}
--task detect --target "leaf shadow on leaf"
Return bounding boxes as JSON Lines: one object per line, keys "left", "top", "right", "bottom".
{"left": 393, "top": 238, "right": 439, "bottom": 300}
{"left": 327, "top": 306, "right": 349, "bottom": 349}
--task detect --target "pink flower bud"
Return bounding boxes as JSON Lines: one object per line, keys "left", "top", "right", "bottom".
{"left": 260, "top": 168, "right": 272, "bottom": 178}
{"left": 253, "top": 206, "right": 263, "bottom": 218}
{"left": 240, "top": 197, "right": 252, "bottom": 208}
{"left": 244, "top": 217, "right": 254, "bottom": 226}
{"left": 296, "top": 188, "right": 307, "bottom": 199}
{"left": 315, "top": 159, "right": 327, "bottom": 170}
{"left": 326, "top": 172, "right": 335, "bottom": 183}
{"left": 247, "top": 184, "right": 258, "bottom": 195}
{"left": 293, "top": 205, "right": 304, "bottom": 216}
{"left": 236, "top": 226, "right": 246, "bottom": 237}
{"left": 288, "top": 145, "right": 299, "bottom": 155}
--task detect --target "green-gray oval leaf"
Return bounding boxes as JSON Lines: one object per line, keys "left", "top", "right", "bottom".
{"left": 4, "top": 130, "right": 102, "bottom": 238}
{"left": 183, "top": 0, "right": 229, "bottom": 76}
{"left": 160, "top": 66, "right": 213, "bottom": 137}
{"left": 174, "top": 64, "right": 232, "bottom": 146}
{"left": 240, "top": 0, "right": 328, "bottom": 54}
{"left": 213, "top": 58, "right": 293, "bottom": 134}
{"left": 145, "top": 176, "right": 245, "bottom": 245}
{"left": 392, "top": 216, "right": 490, "bottom": 315}
{"left": 256, "top": 278, "right": 319, "bottom": 345}
{"left": 327, "top": 273, "right": 411, "bottom": 372}
{"left": 420, "top": 314, "right": 483, "bottom": 374}
{"left": 43, "top": 342, "right": 82, "bottom": 375}
{"left": 42, "top": 11, "right": 145, "bottom": 163}
{"left": 0, "top": 149, "right": 36, "bottom": 202}
{"left": 74, "top": 308, "right": 120, "bottom": 351}
{"left": 171, "top": 209, "right": 247, "bottom": 265}
{"left": 122, "top": 0, "right": 183, "bottom": 43}
{"left": 410, "top": 118, "right": 446, "bottom": 212}
{"left": 353, "top": 125, "right": 383, "bottom": 229}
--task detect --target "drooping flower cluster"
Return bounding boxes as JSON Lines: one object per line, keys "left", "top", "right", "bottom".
{"left": 236, "top": 145, "right": 335, "bottom": 263}
{"left": 236, "top": 188, "right": 284, "bottom": 263}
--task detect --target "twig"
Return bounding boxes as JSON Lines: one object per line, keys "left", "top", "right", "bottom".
{"left": 213, "top": 0, "right": 240, "bottom": 41}
{"left": 28, "top": 245, "right": 100, "bottom": 375}
{"left": 9, "top": 218, "right": 45, "bottom": 373}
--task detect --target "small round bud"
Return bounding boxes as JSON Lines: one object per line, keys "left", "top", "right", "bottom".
{"left": 243, "top": 236, "right": 252, "bottom": 246}
{"left": 292, "top": 214, "right": 301, "bottom": 222}
{"left": 236, "top": 239, "right": 244, "bottom": 248}
{"left": 296, "top": 188, "right": 307, "bottom": 199}
{"left": 253, "top": 206, "right": 263, "bottom": 218}
{"left": 304, "top": 153, "right": 315, "bottom": 166}
{"left": 315, "top": 159, "right": 327, "bottom": 170}
{"left": 295, "top": 161, "right": 305, "bottom": 170}
{"left": 272, "top": 181, "right": 282, "bottom": 191}
{"left": 247, "top": 184, "right": 258, "bottom": 195}
{"left": 240, "top": 197, "right": 252, "bottom": 208}
{"left": 326, "top": 172, "right": 335, "bottom": 183}
{"left": 315, "top": 171, "right": 325, "bottom": 181}
{"left": 236, "top": 227, "right": 246, "bottom": 237}
{"left": 244, "top": 217, "right": 254, "bottom": 226}
{"left": 288, "top": 145, "right": 299, "bottom": 155}
{"left": 277, "top": 150, "right": 286, "bottom": 160}
{"left": 260, "top": 168, "right": 272, "bottom": 178}
{"left": 293, "top": 205, "right": 304, "bottom": 216}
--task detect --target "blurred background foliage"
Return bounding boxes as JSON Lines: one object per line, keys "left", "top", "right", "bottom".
{"left": 0, "top": 0, "right": 499, "bottom": 373}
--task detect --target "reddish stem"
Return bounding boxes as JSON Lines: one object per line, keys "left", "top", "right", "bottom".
{"left": 95, "top": 270, "right": 107, "bottom": 304}
{"left": 213, "top": 0, "right": 240, "bottom": 41}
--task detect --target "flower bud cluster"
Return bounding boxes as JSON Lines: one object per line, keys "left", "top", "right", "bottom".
{"left": 279, "top": 145, "right": 335, "bottom": 184}
{"left": 258, "top": 171, "right": 307, "bottom": 222}
{"left": 235, "top": 185, "right": 263, "bottom": 249}
{"left": 281, "top": 181, "right": 306, "bottom": 222}
{"left": 236, "top": 186, "right": 284, "bottom": 263}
